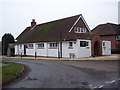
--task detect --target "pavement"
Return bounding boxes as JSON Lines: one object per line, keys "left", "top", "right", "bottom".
{"left": 2, "top": 56, "right": 119, "bottom": 89}
{"left": 5, "top": 54, "right": 120, "bottom": 60}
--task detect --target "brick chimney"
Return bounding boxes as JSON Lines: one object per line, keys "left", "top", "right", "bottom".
{"left": 31, "top": 19, "right": 36, "bottom": 29}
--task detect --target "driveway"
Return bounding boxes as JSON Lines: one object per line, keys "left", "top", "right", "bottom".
{"left": 2, "top": 57, "right": 119, "bottom": 89}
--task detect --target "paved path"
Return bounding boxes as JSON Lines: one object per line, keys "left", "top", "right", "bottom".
{"left": 8, "top": 54, "right": 119, "bottom": 60}
{"left": 3, "top": 57, "right": 119, "bottom": 89}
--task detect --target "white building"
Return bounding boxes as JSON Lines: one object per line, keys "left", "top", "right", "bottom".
{"left": 15, "top": 14, "right": 111, "bottom": 58}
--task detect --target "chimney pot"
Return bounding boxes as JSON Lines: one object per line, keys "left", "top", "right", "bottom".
{"left": 32, "top": 19, "right": 35, "bottom": 22}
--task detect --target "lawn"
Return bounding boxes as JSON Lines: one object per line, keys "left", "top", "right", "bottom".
{"left": 2, "top": 62, "right": 24, "bottom": 84}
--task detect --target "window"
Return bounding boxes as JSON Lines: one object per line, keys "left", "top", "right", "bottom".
{"left": 28, "top": 44, "right": 33, "bottom": 48}
{"left": 78, "top": 28, "right": 80, "bottom": 32}
{"left": 81, "top": 28, "right": 83, "bottom": 32}
{"left": 49, "top": 43, "right": 58, "bottom": 48}
{"left": 86, "top": 41, "right": 89, "bottom": 46}
{"left": 74, "top": 27, "right": 86, "bottom": 33}
{"left": 84, "top": 28, "right": 86, "bottom": 33}
{"left": 103, "top": 42, "right": 105, "bottom": 46}
{"left": 116, "top": 35, "right": 120, "bottom": 40}
{"left": 75, "top": 27, "right": 77, "bottom": 32}
{"left": 80, "top": 41, "right": 88, "bottom": 47}
{"left": 38, "top": 43, "right": 44, "bottom": 48}
{"left": 69, "top": 42, "right": 73, "bottom": 47}
{"left": 20, "top": 45, "right": 22, "bottom": 49}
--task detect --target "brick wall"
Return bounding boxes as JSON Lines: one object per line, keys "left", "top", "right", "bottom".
{"left": 100, "top": 35, "right": 120, "bottom": 50}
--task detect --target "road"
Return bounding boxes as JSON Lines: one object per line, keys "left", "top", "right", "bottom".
{"left": 3, "top": 57, "right": 119, "bottom": 89}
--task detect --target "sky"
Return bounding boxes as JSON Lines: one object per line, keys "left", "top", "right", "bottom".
{"left": 0, "top": 0, "right": 119, "bottom": 40}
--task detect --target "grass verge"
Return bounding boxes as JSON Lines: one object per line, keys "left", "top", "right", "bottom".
{"left": 2, "top": 62, "right": 24, "bottom": 84}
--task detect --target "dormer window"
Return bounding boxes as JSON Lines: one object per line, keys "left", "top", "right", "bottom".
{"left": 74, "top": 27, "right": 86, "bottom": 33}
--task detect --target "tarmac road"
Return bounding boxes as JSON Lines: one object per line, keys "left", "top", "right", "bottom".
{"left": 2, "top": 57, "right": 119, "bottom": 89}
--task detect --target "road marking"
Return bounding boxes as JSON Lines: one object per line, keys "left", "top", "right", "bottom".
{"left": 98, "top": 85, "right": 104, "bottom": 88}
{"left": 105, "top": 80, "right": 115, "bottom": 84}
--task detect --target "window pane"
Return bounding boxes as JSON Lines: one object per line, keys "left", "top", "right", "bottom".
{"left": 69, "top": 42, "right": 73, "bottom": 46}
{"left": 75, "top": 27, "right": 77, "bottom": 32}
{"left": 38, "top": 43, "right": 44, "bottom": 47}
{"left": 86, "top": 42, "right": 89, "bottom": 46}
{"left": 20, "top": 45, "right": 22, "bottom": 49}
{"left": 28, "top": 44, "right": 33, "bottom": 48}
{"left": 56, "top": 43, "right": 57, "bottom": 47}
{"left": 50, "top": 43, "right": 57, "bottom": 47}
{"left": 80, "top": 41, "right": 86, "bottom": 47}
{"left": 81, "top": 28, "right": 83, "bottom": 32}
{"left": 78, "top": 28, "right": 80, "bottom": 32}
{"left": 103, "top": 42, "right": 105, "bottom": 46}
{"left": 50, "top": 43, "right": 52, "bottom": 47}
{"left": 84, "top": 28, "right": 86, "bottom": 32}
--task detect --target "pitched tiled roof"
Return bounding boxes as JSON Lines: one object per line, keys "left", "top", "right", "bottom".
{"left": 16, "top": 14, "right": 91, "bottom": 44}
{"left": 92, "top": 23, "right": 120, "bottom": 35}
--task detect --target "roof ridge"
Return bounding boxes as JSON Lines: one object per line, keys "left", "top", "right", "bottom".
{"left": 36, "top": 14, "right": 81, "bottom": 26}
{"left": 27, "top": 14, "right": 81, "bottom": 28}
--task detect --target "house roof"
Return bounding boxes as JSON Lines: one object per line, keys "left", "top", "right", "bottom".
{"left": 16, "top": 14, "right": 91, "bottom": 44}
{"left": 92, "top": 23, "right": 120, "bottom": 36}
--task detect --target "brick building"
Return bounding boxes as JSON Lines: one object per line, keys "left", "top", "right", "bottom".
{"left": 92, "top": 23, "right": 120, "bottom": 53}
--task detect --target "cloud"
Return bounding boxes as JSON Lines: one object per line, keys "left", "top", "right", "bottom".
{"left": 0, "top": 0, "right": 119, "bottom": 3}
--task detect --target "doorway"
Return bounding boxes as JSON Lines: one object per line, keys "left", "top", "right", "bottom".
{"left": 94, "top": 41, "right": 100, "bottom": 56}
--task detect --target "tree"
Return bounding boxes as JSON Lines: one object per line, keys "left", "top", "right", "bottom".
{"left": 2, "top": 33, "right": 15, "bottom": 55}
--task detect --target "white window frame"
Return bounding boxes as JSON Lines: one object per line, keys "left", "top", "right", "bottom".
{"left": 37, "top": 43, "right": 44, "bottom": 48}
{"left": 74, "top": 27, "right": 86, "bottom": 33}
{"left": 19, "top": 45, "right": 22, "bottom": 49}
{"left": 69, "top": 42, "right": 73, "bottom": 47}
{"left": 49, "top": 43, "right": 58, "bottom": 48}
{"left": 28, "top": 44, "right": 34, "bottom": 49}
{"left": 80, "top": 41, "right": 89, "bottom": 47}
{"left": 68, "top": 42, "right": 73, "bottom": 49}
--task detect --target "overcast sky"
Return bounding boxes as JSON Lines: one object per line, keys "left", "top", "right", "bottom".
{"left": 0, "top": 0, "right": 119, "bottom": 40}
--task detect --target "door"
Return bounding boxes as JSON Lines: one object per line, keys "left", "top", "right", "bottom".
{"left": 94, "top": 41, "right": 100, "bottom": 56}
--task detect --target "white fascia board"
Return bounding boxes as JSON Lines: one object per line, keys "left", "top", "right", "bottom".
{"left": 69, "top": 15, "right": 90, "bottom": 32}
{"left": 80, "top": 15, "right": 90, "bottom": 32}
{"left": 69, "top": 15, "right": 81, "bottom": 32}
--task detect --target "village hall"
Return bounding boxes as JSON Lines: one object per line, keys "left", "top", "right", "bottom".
{"left": 15, "top": 14, "right": 111, "bottom": 58}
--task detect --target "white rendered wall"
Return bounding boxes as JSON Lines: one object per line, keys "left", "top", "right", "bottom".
{"left": 76, "top": 39, "right": 91, "bottom": 58}
{"left": 62, "top": 41, "right": 77, "bottom": 58}
{"left": 102, "top": 40, "right": 111, "bottom": 55}
{"left": 62, "top": 39, "right": 91, "bottom": 58}
{"left": 15, "top": 39, "right": 92, "bottom": 58}
{"left": 26, "top": 43, "right": 35, "bottom": 56}
{"left": 15, "top": 44, "right": 24, "bottom": 55}
{"left": 47, "top": 43, "right": 58, "bottom": 57}
{"left": 15, "top": 45, "right": 18, "bottom": 55}
{"left": 36, "top": 43, "right": 48, "bottom": 57}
